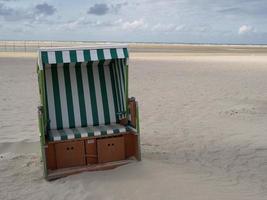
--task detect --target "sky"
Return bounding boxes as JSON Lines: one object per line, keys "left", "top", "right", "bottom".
{"left": 0, "top": 0, "right": 267, "bottom": 44}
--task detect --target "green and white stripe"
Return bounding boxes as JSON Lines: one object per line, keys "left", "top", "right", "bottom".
{"left": 44, "top": 59, "right": 126, "bottom": 130}
{"left": 48, "top": 123, "right": 129, "bottom": 141}
{"left": 39, "top": 46, "right": 129, "bottom": 69}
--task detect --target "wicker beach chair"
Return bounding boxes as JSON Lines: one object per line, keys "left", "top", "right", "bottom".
{"left": 37, "top": 45, "right": 140, "bottom": 180}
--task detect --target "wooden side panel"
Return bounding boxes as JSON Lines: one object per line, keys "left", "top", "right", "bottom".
{"left": 55, "top": 141, "right": 85, "bottom": 169}
{"left": 124, "top": 134, "right": 138, "bottom": 158}
{"left": 85, "top": 139, "right": 98, "bottom": 165}
{"left": 97, "top": 136, "right": 125, "bottom": 163}
{"left": 128, "top": 99, "right": 137, "bottom": 128}
{"left": 45, "top": 143, "right": 57, "bottom": 170}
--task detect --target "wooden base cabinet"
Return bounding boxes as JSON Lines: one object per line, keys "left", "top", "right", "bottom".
{"left": 45, "top": 133, "right": 138, "bottom": 172}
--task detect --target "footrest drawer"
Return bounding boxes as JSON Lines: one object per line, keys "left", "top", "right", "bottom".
{"left": 97, "top": 136, "right": 125, "bottom": 163}
{"left": 55, "top": 140, "right": 85, "bottom": 169}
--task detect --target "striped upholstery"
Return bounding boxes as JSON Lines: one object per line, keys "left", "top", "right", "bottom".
{"left": 45, "top": 59, "right": 126, "bottom": 130}
{"left": 48, "top": 124, "right": 130, "bottom": 141}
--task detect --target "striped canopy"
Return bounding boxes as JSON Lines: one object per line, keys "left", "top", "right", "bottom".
{"left": 38, "top": 45, "right": 129, "bottom": 70}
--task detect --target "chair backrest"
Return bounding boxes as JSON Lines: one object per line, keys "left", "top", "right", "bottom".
{"left": 44, "top": 59, "right": 126, "bottom": 130}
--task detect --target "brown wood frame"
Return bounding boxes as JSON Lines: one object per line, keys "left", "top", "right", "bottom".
{"left": 44, "top": 99, "right": 140, "bottom": 180}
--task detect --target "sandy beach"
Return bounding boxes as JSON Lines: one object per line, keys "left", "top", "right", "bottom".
{"left": 1, "top": 44, "right": 267, "bottom": 199}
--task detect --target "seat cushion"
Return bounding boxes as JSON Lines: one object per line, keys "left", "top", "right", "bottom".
{"left": 48, "top": 124, "right": 129, "bottom": 142}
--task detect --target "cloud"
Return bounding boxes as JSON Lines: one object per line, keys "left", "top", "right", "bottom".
{"left": 0, "top": 3, "right": 10, "bottom": 15}
{"left": 217, "top": 7, "right": 242, "bottom": 14}
{"left": 216, "top": 2, "right": 267, "bottom": 17}
{"left": 58, "top": 17, "right": 117, "bottom": 31}
{"left": 151, "top": 23, "right": 185, "bottom": 32}
{"left": 111, "top": 2, "right": 128, "bottom": 13}
{"left": 0, "top": 2, "right": 56, "bottom": 22}
{"left": 60, "top": 18, "right": 86, "bottom": 30}
{"left": 238, "top": 25, "right": 253, "bottom": 35}
{"left": 0, "top": 3, "right": 32, "bottom": 21}
{"left": 35, "top": 3, "right": 56, "bottom": 15}
{"left": 122, "top": 19, "right": 147, "bottom": 30}
{"left": 87, "top": 3, "right": 109, "bottom": 15}
{"left": 87, "top": 2, "right": 127, "bottom": 15}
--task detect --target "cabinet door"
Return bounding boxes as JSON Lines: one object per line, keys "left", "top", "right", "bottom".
{"left": 97, "top": 136, "right": 125, "bottom": 163}
{"left": 55, "top": 140, "right": 85, "bottom": 169}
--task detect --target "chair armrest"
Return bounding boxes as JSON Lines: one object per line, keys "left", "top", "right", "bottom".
{"left": 128, "top": 97, "right": 137, "bottom": 128}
